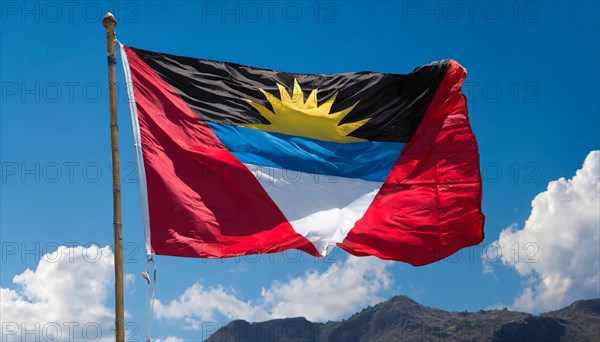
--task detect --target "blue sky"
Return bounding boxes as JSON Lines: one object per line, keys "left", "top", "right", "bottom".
{"left": 1, "top": 1, "right": 599, "bottom": 341}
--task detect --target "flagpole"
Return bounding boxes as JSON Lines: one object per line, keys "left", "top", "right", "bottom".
{"left": 102, "top": 12, "right": 125, "bottom": 342}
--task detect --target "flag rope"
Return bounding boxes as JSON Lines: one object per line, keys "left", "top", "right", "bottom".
{"left": 141, "top": 255, "right": 157, "bottom": 342}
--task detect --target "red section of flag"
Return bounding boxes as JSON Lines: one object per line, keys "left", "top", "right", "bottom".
{"left": 125, "top": 47, "right": 320, "bottom": 257}
{"left": 338, "top": 60, "right": 485, "bottom": 266}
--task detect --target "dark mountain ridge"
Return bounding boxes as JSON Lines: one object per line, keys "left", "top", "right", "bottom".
{"left": 205, "top": 296, "right": 599, "bottom": 341}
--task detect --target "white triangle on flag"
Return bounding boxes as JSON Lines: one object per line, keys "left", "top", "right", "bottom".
{"left": 245, "top": 164, "right": 383, "bottom": 256}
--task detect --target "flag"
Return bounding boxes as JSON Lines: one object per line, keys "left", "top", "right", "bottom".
{"left": 120, "top": 45, "right": 484, "bottom": 266}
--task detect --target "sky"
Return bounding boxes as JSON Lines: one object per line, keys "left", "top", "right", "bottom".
{"left": 1, "top": 1, "right": 599, "bottom": 341}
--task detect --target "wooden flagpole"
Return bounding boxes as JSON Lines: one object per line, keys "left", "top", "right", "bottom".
{"left": 102, "top": 12, "right": 125, "bottom": 342}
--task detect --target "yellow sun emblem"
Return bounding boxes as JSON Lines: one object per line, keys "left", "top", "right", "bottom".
{"left": 242, "top": 79, "right": 370, "bottom": 143}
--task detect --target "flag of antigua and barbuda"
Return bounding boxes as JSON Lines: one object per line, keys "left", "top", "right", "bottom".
{"left": 120, "top": 45, "right": 484, "bottom": 266}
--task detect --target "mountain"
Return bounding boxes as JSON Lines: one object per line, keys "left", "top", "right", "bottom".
{"left": 205, "top": 297, "right": 599, "bottom": 342}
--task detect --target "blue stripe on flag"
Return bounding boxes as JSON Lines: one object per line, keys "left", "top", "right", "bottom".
{"left": 208, "top": 122, "right": 405, "bottom": 182}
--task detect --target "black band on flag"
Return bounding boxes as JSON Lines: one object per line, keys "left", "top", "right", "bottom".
{"left": 130, "top": 47, "right": 448, "bottom": 143}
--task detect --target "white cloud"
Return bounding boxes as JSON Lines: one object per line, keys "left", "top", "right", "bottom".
{"left": 493, "top": 151, "right": 600, "bottom": 312}
{"left": 155, "top": 255, "right": 393, "bottom": 329}
{"left": 262, "top": 256, "right": 392, "bottom": 321}
{"left": 155, "top": 283, "right": 270, "bottom": 326}
{"left": 0, "top": 245, "right": 131, "bottom": 341}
